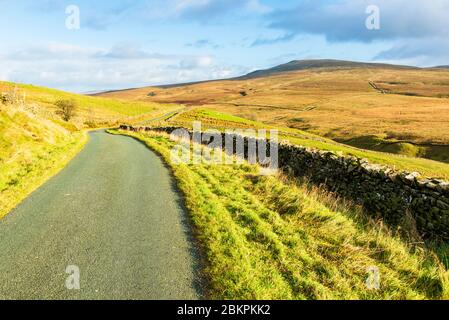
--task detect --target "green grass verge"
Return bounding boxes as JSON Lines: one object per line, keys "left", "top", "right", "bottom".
{"left": 111, "top": 129, "right": 449, "bottom": 300}
{"left": 0, "top": 110, "right": 87, "bottom": 219}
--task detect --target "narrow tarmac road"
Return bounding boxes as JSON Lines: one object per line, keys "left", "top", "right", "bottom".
{"left": 0, "top": 130, "right": 202, "bottom": 300}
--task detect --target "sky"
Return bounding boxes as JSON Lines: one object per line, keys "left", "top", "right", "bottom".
{"left": 0, "top": 0, "right": 448, "bottom": 92}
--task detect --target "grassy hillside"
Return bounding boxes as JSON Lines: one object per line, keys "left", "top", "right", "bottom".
{"left": 0, "top": 81, "right": 176, "bottom": 219}
{"left": 0, "top": 81, "right": 176, "bottom": 127}
{"left": 98, "top": 65, "right": 449, "bottom": 163}
{"left": 111, "top": 129, "right": 449, "bottom": 300}
{"left": 0, "top": 107, "right": 86, "bottom": 219}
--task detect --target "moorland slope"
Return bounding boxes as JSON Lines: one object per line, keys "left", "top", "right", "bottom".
{"left": 97, "top": 60, "right": 449, "bottom": 163}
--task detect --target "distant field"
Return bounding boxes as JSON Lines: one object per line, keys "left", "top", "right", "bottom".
{"left": 98, "top": 67, "right": 449, "bottom": 163}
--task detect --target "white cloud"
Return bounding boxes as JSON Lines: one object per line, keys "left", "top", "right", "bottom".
{"left": 0, "top": 42, "right": 246, "bottom": 92}
{"left": 259, "top": 0, "right": 449, "bottom": 65}
{"left": 267, "top": 0, "right": 449, "bottom": 42}
{"left": 374, "top": 37, "right": 449, "bottom": 67}
{"left": 3, "top": 42, "right": 96, "bottom": 60}
{"left": 179, "top": 56, "right": 214, "bottom": 69}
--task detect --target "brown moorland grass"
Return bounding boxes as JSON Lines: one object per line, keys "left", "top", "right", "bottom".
{"left": 98, "top": 67, "right": 449, "bottom": 161}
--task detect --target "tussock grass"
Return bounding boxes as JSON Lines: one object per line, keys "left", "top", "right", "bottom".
{"left": 113, "top": 129, "right": 449, "bottom": 300}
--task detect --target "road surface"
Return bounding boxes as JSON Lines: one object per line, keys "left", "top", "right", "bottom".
{"left": 0, "top": 130, "right": 202, "bottom": 300}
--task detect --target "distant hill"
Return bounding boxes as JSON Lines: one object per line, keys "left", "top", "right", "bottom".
{"left": 142, "top": 59, "right": 418, "bottom": 90}
{"left": 434, "top": 65, "right": 449, "bottom": 69}
{"left": 237, "top": 59, "right": 418, "bottom": 80}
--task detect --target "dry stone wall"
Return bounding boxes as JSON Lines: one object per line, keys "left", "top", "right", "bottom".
{"left": 120, "top": 125, "right": 449, "bottom": 241}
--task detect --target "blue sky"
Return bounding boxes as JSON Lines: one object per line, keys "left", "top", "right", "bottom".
{"left": 0, "top": 0, "right": 448, "bottom": 92}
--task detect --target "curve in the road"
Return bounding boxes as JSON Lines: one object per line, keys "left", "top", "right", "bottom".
{"left": 0, "top": 130, "right": 203, "bottom": 300}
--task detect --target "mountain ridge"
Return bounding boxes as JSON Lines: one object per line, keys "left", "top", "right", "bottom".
{"left": 236, "top": 59, "right": 419, "bottom": 80}
{"left": 91, "top": 59, "right": 422, "bottom": 93}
